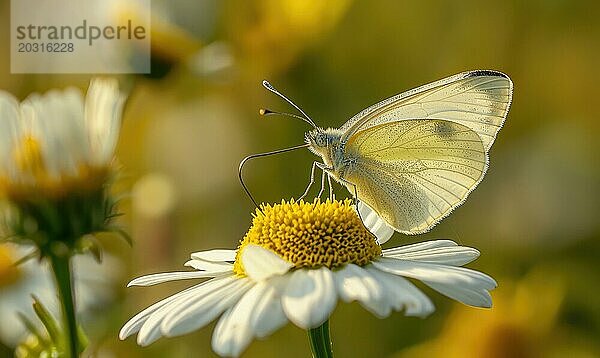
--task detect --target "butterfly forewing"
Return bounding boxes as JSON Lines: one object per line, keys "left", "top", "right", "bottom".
{"left": 344, "top": 119, "right": 486, "bottom": 234}
{"left": 340, "top": 70, "right": 512, "bottom": 150}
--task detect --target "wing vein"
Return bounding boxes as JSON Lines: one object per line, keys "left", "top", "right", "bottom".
{"left": 410, "top": 172, "right": 462, "bottom": 203}
{"left": 423, "top": 109, "right": 506, "bottom": 121}
{"left": 361, "top": 158, "right": 482, "bottom": 181}
{"left": 356, "top": 120, "right": 426, "bottom": 152}
{"left": 363, "top": 135, "right": 485, "bottom": 155}
{"left": 365, "top": 146, "right": 486, "bottom": 157}
{"left": 369, "top": 164, "right": 449, "bottom": 218}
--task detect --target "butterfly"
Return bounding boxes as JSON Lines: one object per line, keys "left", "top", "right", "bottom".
{"left": 241, "top": 70, "right": 513, "bottom": 236}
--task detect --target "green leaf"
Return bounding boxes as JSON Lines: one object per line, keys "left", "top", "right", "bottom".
{"left": 17, "top": 312, "right": 49, "bottom": 345}
{"left": 31, "top": 295, "right": 61, "bottom": 343}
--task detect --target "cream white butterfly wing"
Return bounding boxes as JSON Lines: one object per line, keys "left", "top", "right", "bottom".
{"left": 339, "top": 70, "right": 513, "bottom": 151}
{"left": 343, "top": 119, "right": 487, "bottom": 234}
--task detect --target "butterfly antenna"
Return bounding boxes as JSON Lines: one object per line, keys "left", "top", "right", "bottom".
{"left": 259, "top": 108, "right": 316, "bottom": 127}
{"left": 262, "top": 80, "right": 317, "bottom": 128}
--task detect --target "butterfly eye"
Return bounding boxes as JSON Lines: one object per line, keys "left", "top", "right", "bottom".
{"left": 316, "top": 134, "right": 328, "bottom": 147}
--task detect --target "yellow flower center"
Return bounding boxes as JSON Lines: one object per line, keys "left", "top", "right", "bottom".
{"left": 0, "top": 138, "right": 116, "bottom": 250}
{"left": 233, "top": 199, "right": 381, "bottom": 276}
{"left": 0, "top": 244, "right": 22, "bottom": 288}
{"left": 0, "top": 135, "right": 111, "bottom": 201}
{"left": 13, "top": 135, "right": 45, "bottom": 177}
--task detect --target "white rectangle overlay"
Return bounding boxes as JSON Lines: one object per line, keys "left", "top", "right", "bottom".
{"left": 11, "top": 0, "right": 150, "bottom": 73}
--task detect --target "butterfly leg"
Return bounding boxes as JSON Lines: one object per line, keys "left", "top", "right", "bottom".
{"left": 315, "top": 162, "right": 338, "bottom": 201}
{"left": 317, "top": 166, "right": 327, "bottom": 199}
{"left": 298, "top": 162, "right": 318, "bottom": 201}
{"left": 337, "top": 177, "right": 367, "bottom": 225}
{"left": 314, "top": 162, "right": 334, "bottom": 202}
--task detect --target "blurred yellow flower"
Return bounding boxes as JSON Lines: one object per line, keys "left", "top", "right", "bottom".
{"left": 394, "top": 269, "right": 568, "bottom": 358}
{"left": 113, "top": 1, "right": 201, "bottom": 65}
{"left": 229, "top": 0, "right": 352, "bottom": 75}
{"left": 0, "top": 243, "right": 21, "bottom": 287}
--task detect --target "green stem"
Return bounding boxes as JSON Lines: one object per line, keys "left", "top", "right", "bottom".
{"left": 307, "top": 320, "right": 333, "bottom": 358}
{"left": 49, "top": 254, "right": 78, "bottom": 357}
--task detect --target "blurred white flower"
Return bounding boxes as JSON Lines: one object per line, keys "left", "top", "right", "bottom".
{"left": 0, "top": 243, "right": 120, "bottom": 346}
{"left": 120, "top": 199, "right": 495, "bottom": 357}
{"left": 0, "top": 78, "right": 127, "bottom": 259}
{"left": 0, "top": 78, "right": 124, "bottom": 198}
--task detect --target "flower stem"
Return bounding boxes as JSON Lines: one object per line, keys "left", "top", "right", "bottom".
{"left": 49, "top": 254, "right": 78, "bottom": 357}
{"left": 307, "top": 320, "right": 333, "bottom": 358}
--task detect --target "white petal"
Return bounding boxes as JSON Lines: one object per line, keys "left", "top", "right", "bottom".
{"left": 184, "top": 259, "right": 233, "bottom": 272}
{"left": 191, "top": 249, "right": 237, "bottom": 262}
{"left": 0, "top": 92, "right": 20, "bottom": 168}
{"left": 334, "top": 265, "right": 373, "bottom": 303}
{"left": 45, "top": 88, "right": 87, "bottom": 173}
{"left": 160, "top": 277, "right": 252, "bottom": 337}
{"left": 373, "top": 258, "right": 497, "bottom": 290}
{"left": 382, "top": 240, "right": 458, "bottom": 255}
{"left": 59, "top": 89, "right": 88, "bottom": 168}
{"left": 135, "top": 277, "right": 232, "bottom": 346}
{"left": 127, "top": 270, "right": 227, "bottom": 287}
{"left": 383, "top": 246, "right": 480, "bottom": 266}
{"left": 22, "top": 89, "right": 88, "bottom": 177}
{"left": 249, "top": 276, "right": 289, "bottom": 338}
{"left": 19, "top": 98, "right": 58, "bottom": 175}
{"left": 372, "top": 258, "right": 496, "bottom": 307}
{"left": 366, "top": 266, "right": 435, "bottom": 317}
{"left": 358, "top": 202, "right": 394, "bottom": 244}
{"left": 212, "top": 308, "right": 236, "bottom": 356}
{"left": 212, "top": 282, "right": 272, "bottom": 357}
{"left": 281, "top": 268, "right": 337, "bottom": 329}
{"left": 334, "top": 264, "right": 389, "bottom": 318}
{"left": 426, "top": 281, "right": 493, "bottom": 308}
{"left": 120, "top": 281, "right": 208, "bottom": 340}
{"left": 85, "top": 78, "right": 125, "bottom": 165}
{"left": 241, "top": 244, "right": 293, "bottom": 281}
{"left": 0, "top": 91, "right": 19, "bottom": 122}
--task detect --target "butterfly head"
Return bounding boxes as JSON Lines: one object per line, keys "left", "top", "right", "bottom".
{"left": 305, "top": 128, "right": 328, "bottom": 148}
{"left": 305, "top": 128, "right": 343, "bottom": 162}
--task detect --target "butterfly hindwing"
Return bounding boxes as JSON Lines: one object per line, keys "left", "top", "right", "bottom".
{"left": 343, "top": 119, "right": 487, "bottom": 234}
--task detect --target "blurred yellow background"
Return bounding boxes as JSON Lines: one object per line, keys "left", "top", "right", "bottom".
{"left": 1, "top": 0, "right": 599, "bottom": 357}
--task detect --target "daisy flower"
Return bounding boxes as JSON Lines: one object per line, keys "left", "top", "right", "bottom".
{"left": 0, "top": 78, "right": 127, "bottom": 357}
{"left": 120, "top": 199, "right": 496, "bottom": 357}
{"left": 0, "top": 78, "right": 123, "bottom": 193}
{"left": 0, "top": 78, "right": 125, "bottom": 253}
